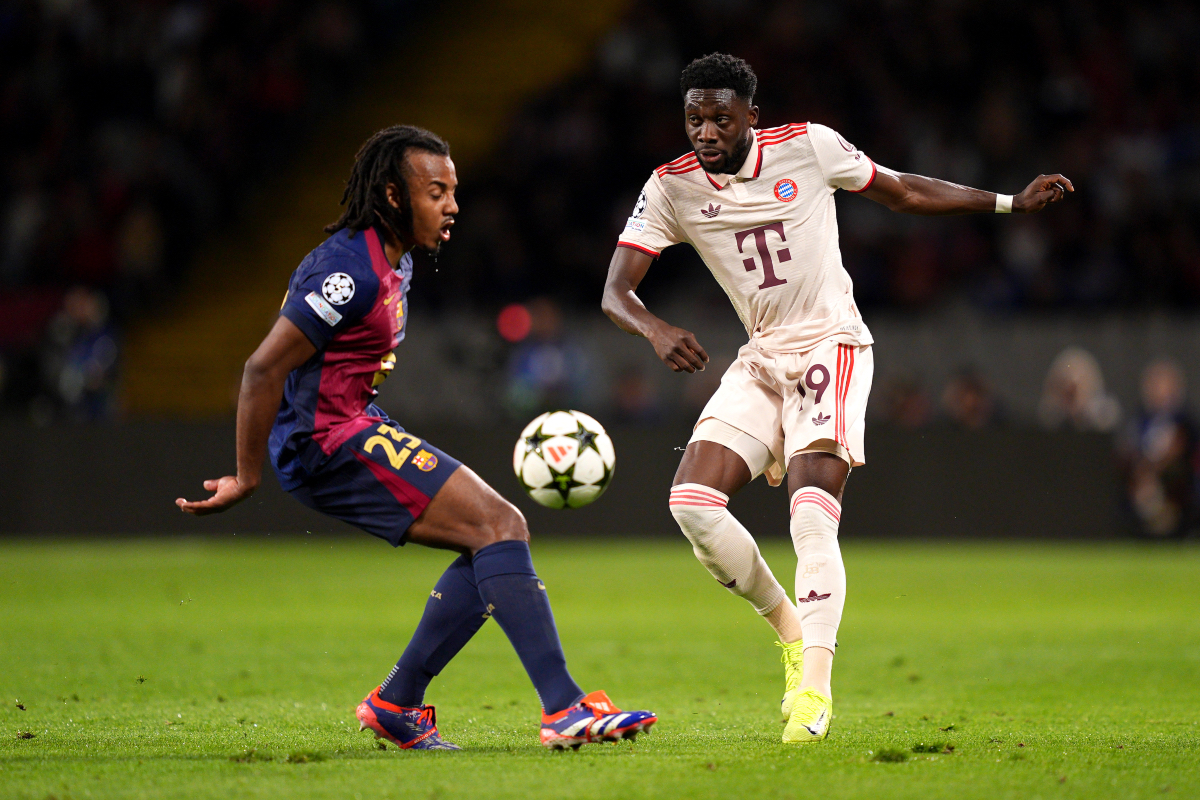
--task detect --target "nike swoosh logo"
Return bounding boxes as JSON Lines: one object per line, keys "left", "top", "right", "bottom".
{"left": 383, "top": 294, "right": 397, "bottom": 305}
{"left": 804, "top": 709, "right": 829, "bottom": 737}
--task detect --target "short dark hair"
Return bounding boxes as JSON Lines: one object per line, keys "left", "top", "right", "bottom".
{"left": 325, "top": 125, "right": 450, "bottom": 237}
{"left": 680, "top": 53, "right": 757, "bottom": 102}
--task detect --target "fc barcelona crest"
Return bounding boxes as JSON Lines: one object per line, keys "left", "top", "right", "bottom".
{"left": 412, "top": 449, "right": 439, "bottom": 471}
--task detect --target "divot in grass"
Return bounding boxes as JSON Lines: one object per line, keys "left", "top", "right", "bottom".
{"left": 230, "top": 748, "right": 273, "bottom": 763}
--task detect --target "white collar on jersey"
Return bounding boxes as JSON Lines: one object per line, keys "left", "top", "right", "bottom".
{"left": 705, "top": 129, "right": 761, "bottom": 189}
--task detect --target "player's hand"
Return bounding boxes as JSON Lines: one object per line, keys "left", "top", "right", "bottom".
{"left": 176, "top": 475, "right": 258, "bottom": 516}
{"left": 1014, "top": 174, "right": 1074, "bottom": 213}
{"left": 648, "top": 322, "right": 709, "bottom": 373}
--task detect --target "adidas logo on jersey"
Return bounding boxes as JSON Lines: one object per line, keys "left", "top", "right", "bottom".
{"left": 700, "top": 203, "right": 721, "bottom": 219}
{"left": 812, "top": 412, "right": 830, "bottom": 426}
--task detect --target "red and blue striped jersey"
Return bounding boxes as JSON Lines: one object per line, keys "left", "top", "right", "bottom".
{"left": 269, "top": 227, "right": 411, "bottom": 490}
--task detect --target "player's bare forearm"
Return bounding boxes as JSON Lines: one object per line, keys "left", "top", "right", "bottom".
{"left": 863, "top": 170, "right": 1074, "bottom": 216}
{"left": 601, "top": 256, "right": 661, "bottom": 340}
{"left": 231, "top": 358, "right": 287, "bottom": 490}
{"left": 602, "top": 246, "right": 709, "bottom": 373}
{"left": 177, "top": 316, "right": 316, "bottom": 515}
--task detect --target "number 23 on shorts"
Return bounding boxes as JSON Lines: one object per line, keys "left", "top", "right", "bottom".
{"left": 362, "top": 424, "right": 422, "bottom": 470}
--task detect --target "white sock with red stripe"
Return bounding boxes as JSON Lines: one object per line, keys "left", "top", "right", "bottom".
{"left": 669, "top": 484, "right": 787, "bottom": 616}
{"left": 789, "top": 486, "right": 846, "bottom": 652}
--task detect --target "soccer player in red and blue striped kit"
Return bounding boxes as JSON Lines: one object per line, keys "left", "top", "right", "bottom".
{"left": 177, "top": 126, "right": 655, "bottom": 751}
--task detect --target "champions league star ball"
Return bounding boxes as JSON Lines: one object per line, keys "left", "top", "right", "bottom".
{"left": 513, "top": 410, "right": 615, "bottom": 509}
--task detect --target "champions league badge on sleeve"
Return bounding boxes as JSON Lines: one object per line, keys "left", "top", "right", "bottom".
{"left": 321, "top": 272, "right": 356, "bottom": 305}
{"left": 632, "top": 190, "right": 648, "bottom": 218}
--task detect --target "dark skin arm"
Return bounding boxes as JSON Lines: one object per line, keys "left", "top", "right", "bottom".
{"left": 176, "top": 316, "right": 316, "bottom": 515}
{"left": 862, "top": 170, "right": 1073, "bottom": 214}
{"left": 178, "top": 157, "right": 460, "bottom": 517}
{"left": 602, "top": 170, "right": 1074, "bottom": 376}
{"left": 601, "top": 246, "right": 709, "bottom": 373}
{"left": 604, "top": 165, "right": 1074, "bottom": 503}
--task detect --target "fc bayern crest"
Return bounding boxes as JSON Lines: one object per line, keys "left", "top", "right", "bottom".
{"left": 321, "top": 272, "right": 355, "bottom": 305}
{"left": 774, "top": 179, "right": 798, "bottom": 202}
{"left": 632, "top": 190, "right": 648, "bottom": 218}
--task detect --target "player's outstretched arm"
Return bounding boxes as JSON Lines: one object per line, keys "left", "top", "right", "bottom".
{"left": 602, "top": 245, "right": 709, "bottom": 373}
{"left": 176, "top": 317, "right": 316, "bottom": 515}
{"left": 862, "top": 170, "right": 1074, "bottom": 216}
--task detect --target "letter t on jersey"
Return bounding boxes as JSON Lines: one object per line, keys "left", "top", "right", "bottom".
{"left": 735, "top": 222, "right": 790, "bottom": 289}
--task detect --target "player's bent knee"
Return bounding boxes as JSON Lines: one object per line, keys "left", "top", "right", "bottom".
{"left": 668, "top": 484, "right": 728, "bottom": 548}
{"left": 668, "top": 487, "right": 784, "bottom": 614}
{"left": 669, "top": 502, "right": 710, "bottom": 543}
{"left": 475, "top": 499, "right": 529, "bottom": 548}
{"left": 494, "top": 503, "right": 530, "bottom": 544}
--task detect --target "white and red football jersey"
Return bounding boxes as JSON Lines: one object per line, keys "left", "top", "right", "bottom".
{"left": 618, "top": 123, "right": 876, "bottom": 353}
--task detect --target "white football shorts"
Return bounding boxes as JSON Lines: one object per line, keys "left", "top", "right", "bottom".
{"left": 690, "top": 338, "right": 873, "bottom": 485}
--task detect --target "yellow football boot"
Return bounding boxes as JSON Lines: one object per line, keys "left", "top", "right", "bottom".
{"left": 776, "top": 639, "right": 804, "bottom": 720}
{"left": 782, "top": 688, "right": 832, "bottom": 743}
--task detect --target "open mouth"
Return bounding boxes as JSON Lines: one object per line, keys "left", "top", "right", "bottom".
{"left": 698, "top": 149, "right": 724, "bottom": 165}
{"left": 439, "top": 221, "right": 454, "bottom": 242}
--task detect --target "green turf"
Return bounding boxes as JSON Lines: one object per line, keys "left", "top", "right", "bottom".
{"left": 1, "top": 536, "right": 1198, "bottom": 799}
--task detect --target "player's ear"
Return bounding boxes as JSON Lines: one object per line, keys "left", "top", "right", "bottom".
{"left": 385, "top": 182, "right": 402, "bottom": 210}
{"left": 747, "top": 105, "right": 760, "bottom": 127}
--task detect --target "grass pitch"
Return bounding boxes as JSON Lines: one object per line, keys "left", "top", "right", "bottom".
{"left": 1, "top": 535, "right": 1197, "bottom": 799}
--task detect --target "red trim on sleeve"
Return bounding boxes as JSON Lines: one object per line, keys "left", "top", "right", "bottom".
{"left": 657, "top": 153, "right": 700, "bottom": 177}
{"left": 757, "top": 123, "right": 808, "bottom": 144}
{"left": 659, "top": 152, "right": 695, "bottom": 170}
{"left": 847, "top": 159, "right": 878, "bottom": 193}
{"left": 617, "top": 241, "right": 660, "bottom": 258}
{"left": 758, "top": 123, "right": 807, "bottom": 139}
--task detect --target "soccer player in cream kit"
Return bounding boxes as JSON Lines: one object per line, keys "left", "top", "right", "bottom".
{"left": 603, "top": 53, "right": 1072, "bottom": 743}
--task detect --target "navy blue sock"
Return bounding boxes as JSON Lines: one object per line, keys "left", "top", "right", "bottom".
{"left": 472, "top": 540, "right": 584, "bottom": 714}
{"left": 378, "top": 555, "right": 490, "bottom": 707}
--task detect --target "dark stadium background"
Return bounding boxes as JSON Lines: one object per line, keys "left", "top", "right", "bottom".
{"left": 2, "top": 0, "right": 1198, "bottom": 539}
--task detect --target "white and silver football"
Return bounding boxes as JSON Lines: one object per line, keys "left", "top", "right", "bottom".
{"left": 513, "top": 410, "right": 616, "bottom": 509}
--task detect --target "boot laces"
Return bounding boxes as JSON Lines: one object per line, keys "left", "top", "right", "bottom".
{"left": 776, "top": 641, "right": 803, "bottom": 692}
{"left": 410, "top": 706, "right": 437, "bottom": 728}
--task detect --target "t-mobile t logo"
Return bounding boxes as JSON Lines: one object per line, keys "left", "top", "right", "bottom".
{"left": 734, "top": 222, "right": 790, "bottom": 289}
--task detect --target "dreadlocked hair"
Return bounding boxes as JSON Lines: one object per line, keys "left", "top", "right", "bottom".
{"left": 680, "top": 53, "right": 757, "bottom": 102}
{"left": 325, "top": 125, "right": 450, "bottom": 237}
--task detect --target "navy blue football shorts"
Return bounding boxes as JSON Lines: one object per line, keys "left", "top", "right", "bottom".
{"left": 289, "top": 422, "right": 461, "bottom": 547}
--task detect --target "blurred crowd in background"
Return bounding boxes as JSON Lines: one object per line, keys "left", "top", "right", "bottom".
{"left": 2, "top": 0, "right": 1199, "bottom": 533}
{"left": 440, "top": 0, "right": 1200, "bottom": 312}
{"left": 0, "top": 0, "right": 413, "bottom": 414}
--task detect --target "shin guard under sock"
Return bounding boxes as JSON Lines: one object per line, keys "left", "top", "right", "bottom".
{"left": 379, "top": 555, "right": 490, "bottom": 707}
{"left": 789, "top": 487, "right": 846, "bottom": 652}
{"left": 472, "top": 540, "right": 584, "bottom": 714}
